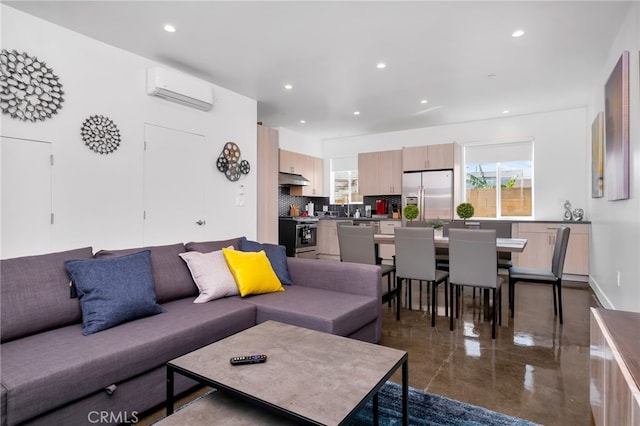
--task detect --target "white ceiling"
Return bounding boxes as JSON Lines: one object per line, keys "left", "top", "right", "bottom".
{"left": 4, "top": 1, "right": 632, "bottom": 140}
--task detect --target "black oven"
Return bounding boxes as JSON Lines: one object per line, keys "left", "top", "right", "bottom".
{"left": 278, "top": 217, "right": 318, "bottom": 259}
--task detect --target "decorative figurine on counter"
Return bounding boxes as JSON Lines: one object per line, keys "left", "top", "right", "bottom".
{"left": 573, "top": 208, "right": 584, "bottom": 221}
{"left": 563, "top": 200, "right": 573, "bottom": 221}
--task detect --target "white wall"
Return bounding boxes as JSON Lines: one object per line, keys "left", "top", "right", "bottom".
{"left": 1, "top": 5, "right": 258, "bottom": 255}
{"left": 323, "top": 107, "right": 588, "bottom": 220}
{"left": 277, "top": 127, "right": 323, "bottom": 157}
{"left": 587, "top": 2, "right": 640, "bottom": 312}
{"left": 277, "top": 126, "right": 327, "bottom": 196}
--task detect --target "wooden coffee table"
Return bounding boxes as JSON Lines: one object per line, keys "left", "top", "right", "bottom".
{"left": 166, "top": 320, "right": 408, "bottom": 425}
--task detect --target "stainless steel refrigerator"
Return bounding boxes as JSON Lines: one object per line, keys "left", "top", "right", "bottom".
{"left": 402, "top": 170, "right": 453, "bottom": 225}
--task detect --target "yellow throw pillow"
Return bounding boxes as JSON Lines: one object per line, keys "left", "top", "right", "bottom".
{"left": 222, "top": 248, "right": 284, "bottom": 297}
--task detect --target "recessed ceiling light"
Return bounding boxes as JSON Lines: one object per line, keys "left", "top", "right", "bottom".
{"left": 512, "top": 29, "right": 525, "bottom": 38}
{"left": 284, "top": 84, "right": 293, "bottom": 90}
{"left": 353, "top": 111, "right": 360, "bottom": 116}
{"left": 376, "top": 62, "right": 386, "bottom": 69}
{"left": 299, "top": 120, "right": 306, "bottom": 124}
{"left": 503, "top": 110, "right": 510, "bottom": 114}
{"left": 163, "top": 24, "right": 176, "bottom": 33}
{"left": 420, "top": 99, "right": 428, "bottom": 104}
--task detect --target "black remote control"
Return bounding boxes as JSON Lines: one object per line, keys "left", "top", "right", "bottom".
{"left": 230, "top": 354, "right": 267, "bottom": 365}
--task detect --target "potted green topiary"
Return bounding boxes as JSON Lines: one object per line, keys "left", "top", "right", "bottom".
{"left": 456, "top": 203, "right": 475, "bottom": 220}
{"left": 403, "top": 204, "right": 419, "bottom": 222}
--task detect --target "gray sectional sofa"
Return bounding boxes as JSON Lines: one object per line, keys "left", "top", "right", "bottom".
{"left": 0, "top": 237, "right": 382, "bottom": 425}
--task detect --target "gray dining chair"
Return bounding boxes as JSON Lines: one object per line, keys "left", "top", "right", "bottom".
{"left": 441, "top": 221, "right": 512, "bottom": 270}
{"left": 394, "top": 227, "right": 449, "bottom": 327}
{"left": 480, "top": 221, "right": 514, "bottom": 270}
{"left": 437, "top": 220, "right": 468, "bottom": 271}
{"left": 448, "top": 228, "right": 503, "bottom": 339}
{"left": 337, "top": 225, "right": 399, "bottom": 318}
{"left": 508, "top": 226, "right": 570, "bottom": 323}
{"left": 405, "top": 221, "right": 446, "bottom": 309}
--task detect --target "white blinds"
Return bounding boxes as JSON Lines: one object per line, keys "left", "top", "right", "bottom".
{"left": 465, "top": 140, "right": 533, "bottom": 164}
{"left": 331, "top": 156, "right": 358, "bottom": 172}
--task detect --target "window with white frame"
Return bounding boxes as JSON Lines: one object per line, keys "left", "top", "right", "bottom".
{"left": 464, "top": 141, "right": 533, "bottom": 218}
{"left": 330, "top": 157, "right": 363, "bottom": 205}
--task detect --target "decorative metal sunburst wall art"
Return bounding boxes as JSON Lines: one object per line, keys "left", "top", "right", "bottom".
{"left": 81, "top": 115, "right": 121, "bottom": 154}
{"left": 216, "top": 142, "right": 250, "bottom": 181}
{"left": 0, "top": 49, "right": 65, "bottom": 122}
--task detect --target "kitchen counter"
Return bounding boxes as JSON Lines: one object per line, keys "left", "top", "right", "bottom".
{"left": 455, "top": 219, "right": 591, "bottom": 224}
{"left": 317, "top": 217, "right": 590, "bottom": 224}
{"left": 513, "top": 219, "right": 591, "bottom": 224}
{"left": 317, "top": 216, "right": 401, "bottom": 221}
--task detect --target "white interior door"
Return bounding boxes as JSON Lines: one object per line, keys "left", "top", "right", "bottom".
{"left": 143, "top": 124, "right": 206, "bottom": 246}
{"left": 1, "top": 136, "right": 52, "bottom": 258}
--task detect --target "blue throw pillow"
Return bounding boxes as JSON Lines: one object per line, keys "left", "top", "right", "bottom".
{"left": 64, "top": 250, "right": 164, "bottom": 335}
{"left": 239, "top": 240, "right": 294, "bottom": 286}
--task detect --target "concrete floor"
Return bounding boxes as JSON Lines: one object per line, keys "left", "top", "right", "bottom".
{"left": 140, "top": 280, "right": 598, "bottom": 426}
{"left": 382, "top": 280, "right": 599, "bottom": 426}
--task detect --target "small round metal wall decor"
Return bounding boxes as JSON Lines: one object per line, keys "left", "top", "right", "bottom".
{"left": 216, "top": 141, "right": 250, "bottom": 181}
{"left": 0, "top": 49, "right": 65, "bottom": 122}
{"left": 81, "top": 115, "right": 121, "bottom": 154}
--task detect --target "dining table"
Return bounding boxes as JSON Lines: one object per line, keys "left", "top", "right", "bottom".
{"left": 374, "top": 233, "right": 528, "bottom": 324}
{"left": 374, "top": 234, "right": 528, "bottom": 253}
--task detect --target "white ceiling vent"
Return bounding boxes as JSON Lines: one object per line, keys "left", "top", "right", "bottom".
{"left": 146, "top": 67, "right": 213, "bottom": 111}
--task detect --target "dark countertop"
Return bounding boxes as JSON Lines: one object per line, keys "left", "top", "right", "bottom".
{"left": 318, "top": 216, "right": 401, "bottom": 221}
{"left": 480, "top": 219, "right": 591, "bottom": 224}
{"left": 516, "top": 220, "right": 591, "bottom": 224}
{"left": 318, "top": 217, "right": 590, "bottom": 224}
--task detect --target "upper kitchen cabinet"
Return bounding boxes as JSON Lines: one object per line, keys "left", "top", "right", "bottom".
{"left": 279, "top": 149, "right": 299, "bottom": 174}
{"left": 402, "top": 142, "right": 460, "bottom": 171}
{"left": 280, "top": 149, "right": 324, "bottom": 196}
{"left": 358, "top": 150, "right": 402, "bottom": 195}
{"left": 291, "top": 156, "right": 323, "bottom": 197}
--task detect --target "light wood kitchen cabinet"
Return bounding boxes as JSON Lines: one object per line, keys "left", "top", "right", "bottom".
{"left": 257, "top": 124, "right": 279, "bottom": 243}
{"left": 402, "top": 143, "right": 458, "bottom": 171}
{"left": 290, "top": 156, "right": 323, "bottom": 196}
{"left": 280, "top": 149, "right": 324, "bottom": 196}
{"left": 512, "top": 222, "right": 590, "bottom": 279}
{"left": 358, "top": 152, "right": 378, "bottom": 196}
{"left": 311, "top": 156, "right": 324, "bottom": 196}
{"left": 279, "top": 149, "right": 299, "bottom": 174}
{"left": 317, "top": 219, "right": 352, "bottom": 261}
{"left": 358, "top": 150, "right": 402, "bottom": 195}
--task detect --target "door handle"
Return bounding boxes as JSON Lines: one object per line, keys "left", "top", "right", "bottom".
{"left": 196, "top": 220, "right": 206, "bottom": 226}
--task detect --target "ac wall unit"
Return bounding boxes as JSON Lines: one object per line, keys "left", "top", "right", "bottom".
{"left": 146, "top": 67, "right": 213, "bottom": 111}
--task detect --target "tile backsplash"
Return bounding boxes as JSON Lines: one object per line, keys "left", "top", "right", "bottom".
{"left": 278, "top": 187, "right": 328, "bottom": 216}
{"left": 278, "top": 187, "right": 401, "bottom": 217}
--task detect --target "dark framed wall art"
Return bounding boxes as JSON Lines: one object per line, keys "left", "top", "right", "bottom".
{"left": 604, "top": 51, "right": 630, "bottom": 201}
{"left": 591, "top": 112, "right": 604, "bottom": 198}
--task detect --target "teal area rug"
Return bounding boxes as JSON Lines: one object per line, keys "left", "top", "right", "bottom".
{"left": 163, "top": 381, "right": 539, "bottom": 425}
{"left": 348, "top": 381, "right": 539, "bottom": 426}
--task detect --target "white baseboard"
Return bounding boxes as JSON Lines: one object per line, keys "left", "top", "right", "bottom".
{"left": 589, "top": 276, "right": 614, "bottom": 309}
{"left": 563, "top": 274, "right": 588, "bottom": 283}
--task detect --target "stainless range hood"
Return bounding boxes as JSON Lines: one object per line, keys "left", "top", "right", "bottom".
{"left": 278, "top": 172, "right": 310, "bottom": 186}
